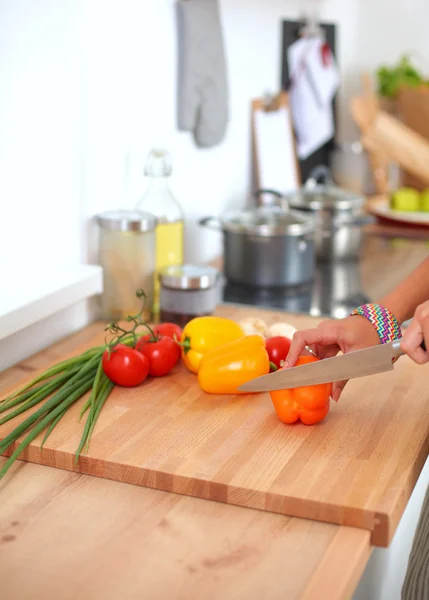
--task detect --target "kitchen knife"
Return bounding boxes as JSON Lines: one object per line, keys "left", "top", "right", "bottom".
{"left": 238, "top": 339, "right": 427, "bottom": 393}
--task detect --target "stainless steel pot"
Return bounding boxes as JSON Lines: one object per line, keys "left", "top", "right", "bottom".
{"left": 283, "top": 166, "right": 373, "bottom": 261}
{"left": 199, "top": 202, "right": 316, "bottom": 288}
{"left": 310, "top": 260, "right": 370, "bottom": 319}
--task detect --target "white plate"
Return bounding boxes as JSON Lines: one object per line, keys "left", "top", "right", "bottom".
{"left": 368, "top": 196, "right": 429, "bottom": 228}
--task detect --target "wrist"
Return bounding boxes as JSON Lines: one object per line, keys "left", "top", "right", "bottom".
{"left": 350, "top": 303, "right": 402, "bottom": 344}
{"left": 377, "top": 295, "right": 412, "bottom": 326}
{"left": 343, "top": 314, "right": 381, "bottom": 345}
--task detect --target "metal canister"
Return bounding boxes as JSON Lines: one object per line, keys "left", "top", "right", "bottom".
{"left": 96, "top": 210, "right": 157, "bottom": 321}
{"left": 159, "top": 264, "right": 222, "bottom": 327}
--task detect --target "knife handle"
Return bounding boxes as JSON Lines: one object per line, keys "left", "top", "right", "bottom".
{"left": 393, "top": 338, "right": 426, "bottom": 357}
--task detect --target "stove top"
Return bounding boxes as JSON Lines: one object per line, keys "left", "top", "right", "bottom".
{"left": 222, "top": 260, "right": 370, "bottom": 319}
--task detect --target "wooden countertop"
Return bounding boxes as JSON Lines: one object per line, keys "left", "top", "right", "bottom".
{"left": 1, "top": 236, "right": 428, "bottom": 600}
{"left": 359, "top": 236, "right": 428, "bottom": 301}
{"left": 0, "top": 324, "right": 371, "bottom": 600}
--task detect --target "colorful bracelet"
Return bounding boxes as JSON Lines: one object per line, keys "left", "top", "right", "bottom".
{"left": 350, "top": 303, "right": 402, "bottom": 344}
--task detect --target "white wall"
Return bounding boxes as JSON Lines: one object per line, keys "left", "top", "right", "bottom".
{"left": 0, "top": 0, "right": 83, "bottom": 267}
{"left": 1, "top": 0, "right": 429, "bottom": 269}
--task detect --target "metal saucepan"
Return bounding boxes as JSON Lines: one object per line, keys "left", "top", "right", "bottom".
{"left": 282, "top": 166, "right": 374, "bottom": 261}
{"left": 200, "top": 192, "right": 317, "bottom": 288}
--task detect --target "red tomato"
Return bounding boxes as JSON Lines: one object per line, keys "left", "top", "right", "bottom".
{"left": 135, "top": 335, "right": 180, "bottom": 377}
{"left": 265, "top": 336, "right": 292, "bottom": 371}
{"left": 153, "top": 323, "right": 182, "bottom": 342}
{"left": 151, "top": 323, "right": 182, "bottom": 363}
{"left": 102, "top": 344, "right": 150, "bottom": 387}
{"left": 138, "top": 331, "right": 181, "bottom": 365}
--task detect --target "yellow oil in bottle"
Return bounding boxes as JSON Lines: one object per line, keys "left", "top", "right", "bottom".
{"left": 135, "top": 149, "right": 185, "bottom": 318}
{"left": 153, "top": 220, "right": 184, "bottom": 315}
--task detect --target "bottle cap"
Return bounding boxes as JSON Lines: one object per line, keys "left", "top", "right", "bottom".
{"left": 144, "top": 148, "right": 172, "bottom": 177}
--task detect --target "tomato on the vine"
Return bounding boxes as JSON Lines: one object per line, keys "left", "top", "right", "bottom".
{"left": 136, "top": 335, "right": 180, "bottom": 377}
{"left": 153, "top": 322, "right": 182, "bottom": 342}
{"left": 102, "top": 344, "right": 150, "bottom": 387}
{"left": 265, "top": 336, "right": 292, "bottom": 371}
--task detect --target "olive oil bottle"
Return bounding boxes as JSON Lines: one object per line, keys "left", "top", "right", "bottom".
{"left": 136, "top": 149, "right": 184, "bottom": 316}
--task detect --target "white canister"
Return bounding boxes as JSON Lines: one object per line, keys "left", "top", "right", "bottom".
{"left": 96, "top": 210, "right": 157, "bottom": 322}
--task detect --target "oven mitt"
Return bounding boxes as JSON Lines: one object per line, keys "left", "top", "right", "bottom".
{"left": 176, "top": 0, "right": 229, "bottom": 148}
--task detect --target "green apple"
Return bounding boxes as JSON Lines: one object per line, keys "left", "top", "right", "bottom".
{"left": 420, "top": 189, "right": 429, "bottom": 212}
{"left": 390, "top": 187, "right": 420, "bottom": 212}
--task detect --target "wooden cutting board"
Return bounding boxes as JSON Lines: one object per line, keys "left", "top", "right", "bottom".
{"left": 1, "top": 305, "right": 429, "bottom": 547}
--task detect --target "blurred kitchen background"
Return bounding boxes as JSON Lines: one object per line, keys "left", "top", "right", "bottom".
{"left": 2, "top": 0, "right": 429, "bottom": 330}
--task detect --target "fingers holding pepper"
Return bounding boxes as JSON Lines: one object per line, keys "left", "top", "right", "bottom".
{"left": 284, "top": 316, "right": 381, "bottom": 402}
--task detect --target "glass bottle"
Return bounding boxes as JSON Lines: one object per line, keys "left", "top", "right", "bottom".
{"left": 135, "top": 149, "right": 184, "bottom": 317}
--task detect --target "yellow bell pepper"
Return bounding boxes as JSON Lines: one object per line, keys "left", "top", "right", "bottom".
{"left": 198, "top": 335, "right": 270, "bottom": 394}
{"left": 180, "top": 316, "right": 244, "bottom": 373}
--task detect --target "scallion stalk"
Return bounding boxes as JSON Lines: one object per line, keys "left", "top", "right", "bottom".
{"left": 0, "top": 288, "right": 149, "bottom": 479}
{"left": 0, "top": 375, "right": 96, "bottom": 478}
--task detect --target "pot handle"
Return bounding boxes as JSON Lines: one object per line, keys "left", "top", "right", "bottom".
{"left": 199, "top": 216, "right": 222, "bottom": 231}
{"left": 305, "top": 165, "right": 333, "bottom": 188}
{"left": 254, "top": 188, "right": 283, "bottom": 199}
{"left": 254, "top": 188, "right": 290, "bottom": 211}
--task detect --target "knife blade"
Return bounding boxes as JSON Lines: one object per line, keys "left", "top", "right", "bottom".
{"left": 238, "top": 339, "right": 405, "bottom": 393}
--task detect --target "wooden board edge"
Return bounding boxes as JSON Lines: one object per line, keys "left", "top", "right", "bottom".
{"left": 1, "top": 443, "right": 388, "bottom": 546}
{"left": 299, "top": 526, "right": 372, "bottom": 600}
{"left": 372, "top": 433, "right": 429, "bottom": 547}
{"left": 370, "top": 510, "right": 390, "bottom": 547}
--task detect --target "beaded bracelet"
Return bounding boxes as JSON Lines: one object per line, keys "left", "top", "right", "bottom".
{"left": 350, "top": 303, "right": 402, "bottom": 344}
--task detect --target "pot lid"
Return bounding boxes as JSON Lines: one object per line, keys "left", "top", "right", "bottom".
{"left": 286, "top": 183, "right": 365, "bottom": 211}
{"left": 220, "top": 206, "right": 315, "bottom": 237}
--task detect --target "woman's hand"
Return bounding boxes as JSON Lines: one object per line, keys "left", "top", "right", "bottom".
{"left": 285, "top": 315, "right": 380, "bottom": 402}
{"left": 400, "top": 301, "right": 429, "bottom": 364}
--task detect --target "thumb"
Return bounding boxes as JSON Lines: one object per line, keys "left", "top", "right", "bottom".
{"left": 332, "top": 379, "right": 348, "bottom": 402}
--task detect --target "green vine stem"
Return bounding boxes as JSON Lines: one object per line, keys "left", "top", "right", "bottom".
{"left": 104, "top": 289, "right": 155, "bottom": 353}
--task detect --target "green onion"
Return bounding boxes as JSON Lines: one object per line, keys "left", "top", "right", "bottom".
{"left": 84, "top": 379, "right": 114, "bottom": 453}
{"left": 0, "top": 369, "right": 97, "bottom": 456}
{"left": 74, "top": 375, "right": 114, "bottom": 462}
{"left": 87, "top": 358, "right": 104, "bottom": 424}
{"left": 0, "top": 365, "right": 82, "bottom": 420}
{"left": 40, "top": 407, "right": 69, "bottom": 448}
{"left": 0, "top": 382, "right": 47, "bottom": 410}
{"left": 0, "top": 349, "right": 102, "bottom": 405}
{"left": 0, "top": 288, "right": 149, "bottom": 479}
{"left": 0, "top": 375, "right": 96, "bottom": 478}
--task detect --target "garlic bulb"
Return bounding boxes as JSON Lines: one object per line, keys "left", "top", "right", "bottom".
{"left": 238, "top": 317, "right": 268, "bottom": 338}
{"left": 266, "top": 322, "right": 297, "bottom": 340}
